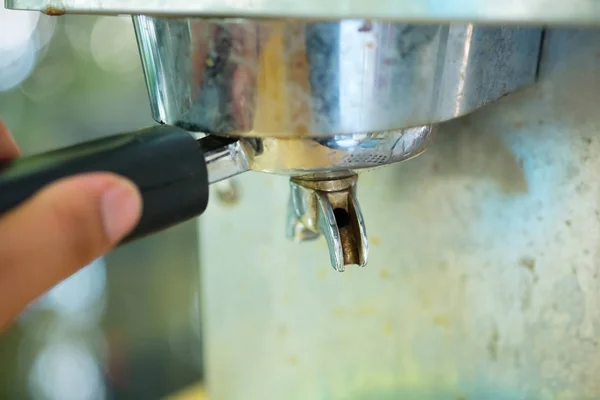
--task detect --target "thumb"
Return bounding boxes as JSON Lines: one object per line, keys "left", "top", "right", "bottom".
{"left": 0, "top": 173, "right": 142, "bottom": 329}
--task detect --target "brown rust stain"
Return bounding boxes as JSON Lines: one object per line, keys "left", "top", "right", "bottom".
{"left": 44, "top": 5, "right": 66, "bottom": 15}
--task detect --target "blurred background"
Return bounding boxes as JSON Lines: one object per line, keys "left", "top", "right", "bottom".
{"left": 0, "top": 7, "right": 204, "bottom": 399}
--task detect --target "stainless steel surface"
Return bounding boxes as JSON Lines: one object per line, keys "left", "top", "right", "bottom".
{"left": 287, "top": 175, "right": 368, "bottom": 272}
{"left": 200, "top": 29, "right": 600, "bottom": 399}
{"left": 205, "top": 125, "right": 430, "bottom": 270}
{"left": 204, "top": 140, "right": 249, "bottom": 184}
{"left": 6, "top": 0, "right": 600, "bottom": 25}
{"left": 133, "top": 17, "right": 541, "bottom": 138}
{"left": 202, "top": 123, "right": 431, "bottom": 183}
{"left": 202, "top": 124, "right": 431, "bottom": 179}
{"left": 241, "top": 125, "right": 433, "bottom": 176}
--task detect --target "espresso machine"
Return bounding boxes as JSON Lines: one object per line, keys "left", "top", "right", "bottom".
{"left": 5, "top": 0, "right": 600, "bottom": 398}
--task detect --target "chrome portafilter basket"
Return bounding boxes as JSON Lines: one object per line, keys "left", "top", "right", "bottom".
{"left": 133, "top": 17, "right": 543, "bottom": 271}
{"left": 204, "top": 126, "right": 433, "bottom": 271}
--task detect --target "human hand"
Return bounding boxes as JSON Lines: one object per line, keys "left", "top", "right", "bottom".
{"left": 0, "top": 120, "right": 142, "bottom": 332}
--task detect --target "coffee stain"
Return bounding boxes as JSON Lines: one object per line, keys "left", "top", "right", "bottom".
{"left": 488, "top": 327, "right": 499, "bottom": 361}
{"left": 520, "top": 257, "right": 536, "bottom": 272}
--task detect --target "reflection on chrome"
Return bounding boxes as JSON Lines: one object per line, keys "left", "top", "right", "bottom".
{"left": 22, "top": 260, "right": 108, "bottom": 400}
{"left": 28, "top": 341, "right": 105, "bottom": 400}
{"left": 0, "top": 7, "right": 39, "bottom": 54}
{"left": 0, "top": 7, "right": 56, "bottom": 92}
{"left": 0, "top": 38, "right": 37, "bottom": 92}
{"left": 34, "top": 258, "right": 107, "bottom": 325}
{"left": 133, "top": 17, "right": 542, "bottom": 137}
{"left": 90, "top": 17, "right": 140, "bottom": 74}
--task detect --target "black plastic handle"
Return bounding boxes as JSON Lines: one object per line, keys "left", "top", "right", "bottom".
{"left": 0, "top": 125, "right": 210, "bottom": 243}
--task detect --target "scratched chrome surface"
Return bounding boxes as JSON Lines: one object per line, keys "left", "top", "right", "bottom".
{"left": 133, "top": 17, "right": 541, "bottom": 138}
{"left": 5, "top": 0, "right": 600, "bottom": 25}
{"left": 200, "top": 29, "right": 600, "bottom": 399}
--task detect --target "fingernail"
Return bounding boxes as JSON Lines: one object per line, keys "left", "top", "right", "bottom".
{"left": 101, "top": 180, "right": 142, "bottom": 242}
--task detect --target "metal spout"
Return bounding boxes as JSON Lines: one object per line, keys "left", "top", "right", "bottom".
{"left": 286, "top": 174, "right": 368, "bottom": 272}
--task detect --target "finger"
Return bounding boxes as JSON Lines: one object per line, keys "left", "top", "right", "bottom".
{"left": 0, "top": 173, "right": 142, "bottom": 331}
{"left": 0, "top": 119, "right": 20, "bottom": 160}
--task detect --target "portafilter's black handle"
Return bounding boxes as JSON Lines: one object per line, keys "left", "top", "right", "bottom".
{"left": 0, "top": 125, "right": 212, "bottom": 244}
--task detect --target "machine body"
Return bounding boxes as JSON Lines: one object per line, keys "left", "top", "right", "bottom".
{"left": 6, "top": 1, "right": 600, "bottom": 398}
{"left": 132, "top": 17, "right": 542, "bottom": 270}
{"left": 0, "top": 12, "right": 544, "bottom": 270}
